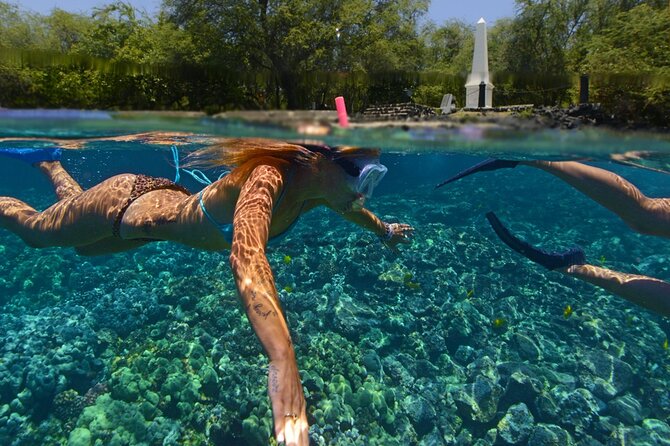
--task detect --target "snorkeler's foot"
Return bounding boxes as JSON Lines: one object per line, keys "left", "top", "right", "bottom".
{"left": 436, "top": 158, "right": 519, "bottom": 188}
{"left": 486, "top": 211, "right": 586, "bottom": 270}
{"left": 0, "top": 147, "right": 62, "bottom": 165}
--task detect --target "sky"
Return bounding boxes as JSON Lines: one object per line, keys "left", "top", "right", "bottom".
{"left": 17, "top": 0, "right": 518, "bottom": 24}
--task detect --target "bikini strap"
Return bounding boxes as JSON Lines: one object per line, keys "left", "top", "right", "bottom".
{"left": 198, "top": 164, "right": 296, "bottom": 239}
{"left": 199, "top": 190, "right": 229, "bottom": 231}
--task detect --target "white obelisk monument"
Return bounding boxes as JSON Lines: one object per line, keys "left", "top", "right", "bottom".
{"left": 465, "top": 18, "right": 494, "bottom": 108}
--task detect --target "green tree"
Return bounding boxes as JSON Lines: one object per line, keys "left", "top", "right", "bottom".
{"left": 164, "top": 0, "right": 428, "bottom": 108}
{"left": 580, "top": 3, "right": 670, "bottom": 73}
{"left": 0, "top": 2, "right": 45, "bottom": 49}
{"left": 43, "top": 9, "right": 93, "bottom": 54}
{"left": 74, "top": 1, "right": 141, "bottom": 60}
{"left": 500, "top": 0, "right": 591, "bottom": 74}
{"left": 420, "top": 19, "right": 472, "bottom": 74}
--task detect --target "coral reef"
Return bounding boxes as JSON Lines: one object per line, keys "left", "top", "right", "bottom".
{"left": 0, "top": 149, "right": 669, "bottom": 446}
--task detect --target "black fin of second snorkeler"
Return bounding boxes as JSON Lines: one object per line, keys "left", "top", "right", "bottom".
{"left": 486, "top": 212, "right": 586, "bottom": 271}
{"left": 435, "top": 158, "right": 519, "bottom": 189}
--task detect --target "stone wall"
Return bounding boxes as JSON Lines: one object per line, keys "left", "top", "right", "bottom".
{"left": 357, "top": 102, "right": 436, "bottom": 121}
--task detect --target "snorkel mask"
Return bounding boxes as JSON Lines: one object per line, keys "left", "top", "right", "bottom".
{"left": 355, "top": 162, "right": 388, "bottom": 197}
{"left": 300, "top": 143, "right": 387, "bottom": 197}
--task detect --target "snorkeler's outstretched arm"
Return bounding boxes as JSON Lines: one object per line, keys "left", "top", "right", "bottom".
{"left": 562, "top": 264, "right": 670, "bottom": 317}
{"left": 339, "top": 207, "right": 414, "bottom": 249}
{"left": 228, "top": 164, "right": 308, "bottom": 446}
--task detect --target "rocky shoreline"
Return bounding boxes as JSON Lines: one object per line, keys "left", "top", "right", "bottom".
{"left": 212, "top": 103, "right": 668, "bottom": 134}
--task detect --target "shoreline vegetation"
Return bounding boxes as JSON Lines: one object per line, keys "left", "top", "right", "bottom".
{"left": 1, "top": 0, "right": 669, "bottom": 129}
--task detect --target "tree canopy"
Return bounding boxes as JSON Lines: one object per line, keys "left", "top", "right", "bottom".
{"left": 0, "top": 0, "right": 668, "bottom": 123}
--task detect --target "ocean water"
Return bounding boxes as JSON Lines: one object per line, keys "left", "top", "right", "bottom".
{"left": 1, "top": 112, "right": 670, "bottom": 445}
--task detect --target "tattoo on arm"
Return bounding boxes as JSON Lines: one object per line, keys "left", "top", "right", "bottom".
{"left": 246, "top": 291, "right": 278, "bottom": 319}
{"left": 269, "top": 364, "right": 280, "bottom": 394}
{"left": 254, "top": 303, "right": 276, "bottom": 319}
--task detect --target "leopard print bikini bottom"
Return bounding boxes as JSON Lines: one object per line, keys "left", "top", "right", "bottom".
{"left": 112, "top": 174, "right": 190, "bottom": 238}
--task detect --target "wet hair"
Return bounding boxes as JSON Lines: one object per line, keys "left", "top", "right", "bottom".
{"left": 301, "top": 143, "right": 371, "bottom": 176}
{"left": 184, "top": 138, "right": 380, "bottom": 177}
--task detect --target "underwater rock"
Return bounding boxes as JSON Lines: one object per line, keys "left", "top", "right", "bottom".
{"left": 87, "top": 287, "right": 168, "bottom": 337}
{"left": 302, "top": 370, "right": 325, "bottom": 395}
{"left": 580, "top": 350, "right": 634, "bottom": 399}
{"left": 645, "top": 383, "right": 670, "bottom": 417}
{"left": 313, "top": 394, "right": 355, "bottom": 428}
{"left": 497, "top": 402, "right": 534, "bottom": 444}
{"left": 382, "top": 357, "right": 415, "bottom": 388}
{"left": 558, "top": 388, "right": 603, "bottom": 434}
{"left": 198, "top": 365, "right": 219, "bottom": 397}
{"left": 435, "top": 353, "right": 467, "bottom": 384}
{"left": 146, "top": 417, "right": 181, "bottom": 446}
{"left": 403, "top": 394, "right": 436, "bottom": 437}
{"left": 606, "top": 422, "right": 670, "bottom": 446}
{"left": 77, "top": 394, "right": 149, "bottom": 444}
{"left": 454, "top": 345, "right": 477, "bottom": 365}
{"left": 466, "top": 356, "right": 499, "bottom": 382}
{"left": 451, "top": 375, "right": 503, "bottom": 423}
{"left": 608, "top": 394, "right": 643, "bottom": 424}
{"left": 67, "top": 427, "right": 92, "bottom": 446}
{"left": 535, "top": 390, "right": 561, "bottom": 424}
{"left": 513, "top": 333, "right": 542, "bottom": 361}
{"left": 641, "top": 419, "right": 670, "bottom": 444}
{"left": 361, "top": 351, "right": 384, "bottom": 382}
{"left": 110, "top": 367, "right": 146, "bottom": 402}
{"left": 500, "top": 370, "right": 544, "bottom": 409}
{"left": 527, "top": 423, "right": 574, "bottom": 446}
{"left": 636, "top": 254, "right": 670, "bottom": 279}
{"left": 443, "top": 301, "right": 489, "bottom": 353}
{"left": 242, "top": 414, "right": 271, "bottom": 446}
{"left": 0, "top": 307, "right": 104, "bottom": 422}
{"left": 53, "top": 389, "right": 85, "bottom": 423}
{"left": 331, "top": 293, "right": 377, "bottom": 342}
{"left": 415, "top": 359, "right": 439, "bottom": 378}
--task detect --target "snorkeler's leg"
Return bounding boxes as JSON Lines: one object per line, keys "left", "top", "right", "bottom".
{"left": 562, "top": 264, "right": 670, "bottom": 317}
{"left": 486, "top": 212, "right": 586, "bottom": 270}
{"left": 36, "top": 161, "right": 84, "bottom": 200}
{"left": 0, "top": 174, "right": 135, "bottom": 248}
{"left": 526, "top": 161, "right": 670, "bottom": 237}
{"left": 436, "top": 158, "right": 519, "bottom": 188}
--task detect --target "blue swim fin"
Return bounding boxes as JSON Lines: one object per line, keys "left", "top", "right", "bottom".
{"left": 0, "top": 147, "right": 62, "bottom": 164}
{"left": 486, "top": 211, "right": 586, "bottom": 270}
{"left": 436, "top": 158, "right": 519, "bottom": 188}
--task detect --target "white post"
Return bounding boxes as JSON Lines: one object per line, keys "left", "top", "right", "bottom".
{"left": 465, "top": 18, "right": 494, "bottom": 108}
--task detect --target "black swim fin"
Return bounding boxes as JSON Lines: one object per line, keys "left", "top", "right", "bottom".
{"left": 436, "top": 158, "right": 519, "bottom": 189}
{"left": 0, "top": 147, "right": 62, "bottom": 164}
{"left": 486, "top": 212, "right": 586, "bottom": 270}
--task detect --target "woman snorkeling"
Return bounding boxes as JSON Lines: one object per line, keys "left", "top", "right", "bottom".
{"left": 438, "top": 159, "right": 670, "bottom": 317}
{"left": 0, "top": 139, "right": 414, "bottom": 446}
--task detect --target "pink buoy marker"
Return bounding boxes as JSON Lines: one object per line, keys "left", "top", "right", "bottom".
{"left": 335, "top": 96, "right": 349, "bottom": 128}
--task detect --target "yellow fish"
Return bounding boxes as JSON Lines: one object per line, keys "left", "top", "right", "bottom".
{"left": 492, "top": 317, "right": 507, "bottom": 329}
{"left": 563, "top": 305, "right": 573, "bottom": 319}
{"left": 466, "top": 289, "right": 475, "bottom": 299}
{"left": 663, "top": 338, "right": 668, "bottom": 350}
{"left": 283, "top": 255, "right": 292, "bottom": 264}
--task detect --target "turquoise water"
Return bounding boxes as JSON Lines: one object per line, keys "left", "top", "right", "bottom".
{"left": 1, "top": 112, "right": 670, "bottom": 445}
